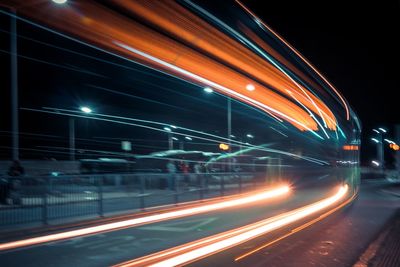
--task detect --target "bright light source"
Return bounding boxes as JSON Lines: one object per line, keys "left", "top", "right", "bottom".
{"left": 378, "top": 128, "right": 387, "bottom": 133}
{"left": 80, "top": 107, "right": 92, "bottom": 113}
{"left": 246, "top": 134, "right": 254, "bottom": 138}
{"left": 184, "top": 136, "right": 192, "bottom": 141}
{"left": 170, "top": 125, "right": 177, "bottom": 129}
{"left": 371, "top": 160, "right": 380, "bottom": 167}
{"left": 230, "top": 134, "right": 236, "bottom": 138}
{"left": 52, "top": 0, "right": 67, "bottom": 4}
{"left": 390, "top": 143, "right": 399, "bottom": 151}
{"left": 219, "top": 143, "right": 229, "bottom": 151}
{"left": 163, "top": 127, "right": 172, "bottom": 132}
{"left": 203, "top": 87, "right": 213, "bottom": 93}
{"left": 172, "top": 137, "right": 179, "bottom": 141}
{"left": 246, "top": 84, "right": 255, "bottom": 91}
{"left": 384, "top": 139, "right": 394, "bottom": 144}
{"left": 371, "top": 138, "right": 379, "bottom": 143}
{"left": 372, "top": 129, "right": 380, "bottom": 134}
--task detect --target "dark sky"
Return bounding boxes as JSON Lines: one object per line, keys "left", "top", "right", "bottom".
{"left": 242, "top": 0, "right": 400, "bottom": 127}
{"left": 242, "top": 0, "right": 400, "bottom": 163}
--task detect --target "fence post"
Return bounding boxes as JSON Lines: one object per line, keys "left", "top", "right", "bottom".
{"left": 98, "top": 176, "right": 104, "bottom": 217}
{"left": 42, "top": 177, "right": 48, "bottom": 225}
{"left": 140, "top": 176, "right": 145, "bottom": 210}
{"left": 220, "top": 175, "right": 225, "bottom": 196}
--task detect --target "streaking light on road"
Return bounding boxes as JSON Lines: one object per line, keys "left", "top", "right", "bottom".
{"left": 0, "top": 185, "right": 289, "bottom": 251}
{"left": 115, "top": 185, "right": 349, "bottom": 267}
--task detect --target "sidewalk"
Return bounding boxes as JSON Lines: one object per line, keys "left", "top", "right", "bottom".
{"left": 354, "top": 209, "right": 400, "bottom": 267}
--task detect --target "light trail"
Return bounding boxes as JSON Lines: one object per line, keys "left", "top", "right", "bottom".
{"left": 235, "top": 0, "right": 350, "bottom": 120}
{"left": 3, "top": 0, "right": 343, "bottom": 135}
{"left": 0, "top": 185, "right": 289, "bottom": 251}
{"left": 114, "top": 184, "right": 348, "bottom": 267}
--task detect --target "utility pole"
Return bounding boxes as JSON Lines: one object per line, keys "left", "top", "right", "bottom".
{"left": 10, "top": 9, "right": 19, "bottom": 161}
{"left": 69, "top": 118, "right": 75, "bottom": 161}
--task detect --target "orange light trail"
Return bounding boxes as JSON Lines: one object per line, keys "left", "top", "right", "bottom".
{"left": 235, "top": 0, "right": 350, "bottom": 121}
{"left": 0, "top": 185, "right": 289, "bottom": 251}
{"left": 113, "top": 184, "right": 349, "bottom": 267}
{"left": 3, "top": 0, "right": 344, "bottom": 133}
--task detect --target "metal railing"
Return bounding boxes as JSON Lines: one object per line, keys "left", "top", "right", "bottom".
{"left": 0, "top": 171, "right": 269, "bottom": 227}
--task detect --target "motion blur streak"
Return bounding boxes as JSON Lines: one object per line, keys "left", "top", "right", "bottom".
{"left": 0, "top": 185, "right": 289, "bottom": 251}
{"left": 114, "top": 184, "right": 349, "bottom": 267}
{"left": 235, "top": 188, "right": 357, "bottom": 261}
{"left": 2, "top": 0, "right": 341, "bottom": 134}
{"left": 235, "top": 0, "right": 350, "bottom": 120}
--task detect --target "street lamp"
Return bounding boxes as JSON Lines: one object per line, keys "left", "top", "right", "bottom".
{"left": 52, "top": 0, "right": 68, "bottom": 4}
{"left": 246, "top": 84, "right": 255, "bottom": 91}
{"left": 372, "top": 128, "right": 387, "bottom": 171}
{"left": 203, "top": 87, "right": 213, "bottom": 93}
{"left": 69, "top": 106, "right": 92, "bottom": 161}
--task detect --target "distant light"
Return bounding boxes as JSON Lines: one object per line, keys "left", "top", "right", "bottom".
{"left": 185, "top": 136, "right": 192, "bottom": 141}
{"left": 384, "top": 139, "right": 394, "bottom": 144}
{"left": 172, "top": 137, "right": 179, "bottom": 141}
{"left": 52, "top": 0, "right": 67, "bottom": 4}
{"left": 246, "top": 134, "right": 254, "bottom": 138}
{"left": 372, "top": 129, "right": 380, "bottom": 134}
{"left": 371, "top": 138, "right": 379, "bottom": 143}
{"left": 170, "top": 125, "right": 177, "bottom": 129}
{"left": 219, "top": 143, "right": 229, "bottom": 151}
{"left": 80, "top": 107, "right": 92, "bottom": 113}
{"left": 204, "top": 87, "right": 213, "bottom": 93}
{"left": 371, "top": 160, "right": 380, "bottom": 167}
{"left": 230, "top": 134, "right": 236, "bottom": 138}
{"left": 246, "top": 84, "right": 255, "bottom": 91}
{"left": 378, "top": 128, "right": 387, "bottom": 133}
{"left": 164, "top": 127, "right": 172, "bottom": 132}
{"left": 390, "top": 143, "right": 399, "bottom": 151}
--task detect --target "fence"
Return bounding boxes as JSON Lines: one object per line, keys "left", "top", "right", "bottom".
{"left": 0, "top": 171, "right": 270, "bottom": 227}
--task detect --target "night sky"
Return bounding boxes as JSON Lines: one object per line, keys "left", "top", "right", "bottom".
{"left": 243, "top": 0, "right": 400, "bottom": 163}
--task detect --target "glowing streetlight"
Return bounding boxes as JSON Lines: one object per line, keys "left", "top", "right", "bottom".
{"left": 52, "top": 0, "right": 68, "bottom": 4}
{"left": 371, "top": 160, "right": 380, "bottom": 167}
{"left": 246, "top": 84, "right": 255, "bottom": 91}
{"left": 163, "top": 127, "right": 172, "bottom": 132}
{"left": 246, "top": 134, "right": 254, "bottom": 138}
{"left": 203, "top": 87, "right": 213, "bottom": 93}
{"left": 184, "top": 136, "right": 192, "bottom": 141}
{"left": 80, "top": 106, "right": 92, "bottom": 114}
{"left": 371, "top": 138, "right": 379, "bottom": 143}
{"left": 378, "top": 128, "right": 387, "bottom": 133}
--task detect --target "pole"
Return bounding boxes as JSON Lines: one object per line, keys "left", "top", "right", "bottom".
{"left": 378, "top": 132, "right": 384, "bottom": 171}
{"left": 168, "top": 133, "right": 173, "bottom": 150}
{"left": 11, "top": 9, "right": 19, "bottom": 161}
{"left": 69, "top": 117, "right": 75, "bottom": 161}
{"left": 227, "top": 97, "right": 231, "bottom": 173}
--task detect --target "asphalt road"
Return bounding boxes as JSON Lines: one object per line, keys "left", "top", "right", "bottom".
{"left": 1, "top": 177, "right": 398, "bottom": 267}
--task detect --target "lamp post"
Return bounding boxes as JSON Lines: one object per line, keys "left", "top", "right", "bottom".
{"left": 372, "top": 128, "right": 386, "bottom": 171}
{"left": 8, "top": 0, "right": 68, "bottom": 160}
{"left": 69, "top": 106, "right": 92, "bottom": 160}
